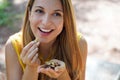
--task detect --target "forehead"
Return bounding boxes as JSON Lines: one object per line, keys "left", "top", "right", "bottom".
{"left": 32, "top": 0, "right": 63, "bottom": 10}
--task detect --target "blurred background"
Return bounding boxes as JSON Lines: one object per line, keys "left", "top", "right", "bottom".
{"left": 0, "top": 0, "right": 120, "bottom": 80}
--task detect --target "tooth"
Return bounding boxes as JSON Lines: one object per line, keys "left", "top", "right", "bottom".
{"left": 41, "top": 28, "right": 52, "bottom": 32}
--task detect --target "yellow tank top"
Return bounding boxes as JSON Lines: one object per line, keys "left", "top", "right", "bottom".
{"left": 10, "top": 32, "right": 82, "bottom": 71}
{"left": 9, "top": 32, "right": 26, "bottom": 71}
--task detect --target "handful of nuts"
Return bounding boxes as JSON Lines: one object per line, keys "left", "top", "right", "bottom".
{"left": 42, "top": 59, "right": 65, "bottom": 71}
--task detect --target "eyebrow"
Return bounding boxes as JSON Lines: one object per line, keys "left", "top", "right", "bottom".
{"left": 35, "top": 6, "right": 63, "bottom": 12}
{"left": 54, "top": 10, "right": 63, "bottom": 12}
{"left": 35, "top": 6, "right": 44, "bottom": 9}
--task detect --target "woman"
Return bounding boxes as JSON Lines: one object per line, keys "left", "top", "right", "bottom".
{"left": 5, "top": 0, "right": 87, "bottom": 80}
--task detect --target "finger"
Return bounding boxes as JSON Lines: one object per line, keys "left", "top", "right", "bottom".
{"left": 55, "top": 67, "right": 65, "bottom": 72}
{"left": 27, "top": 47, "right": 38, "bottom": 60}
{"left": 37, "top": 65, "right": 47, "bottom": 73}
{"left": 37, "top": 67, "right": 46, "bottom": 73}
{"left": 37, "top": 67, "right": 59, "bottom": 78}
{"left": 20, "top": 41, "right": 36, "bottom": 58}
{"left": 23, "top": 41, "right": 40, "bottom": 63}
{"left": 26, "top": 41, "right": 39, "bottom": 56}
{"left": 39, "top": 68, "right": 54, "bottom": 78}
{"left": 22, "top": 57, "right": 26, "bottom": 64}
{"left": 46, "top": 68, "right": 59, "bottom": 78}
{"left": 22, "top": 47, "right": 38, "bottom": 64}
{"left": 31, "top": 53, "right": 39, "bottom": 64}
{"left": 36, "top": 58, "right": 41, "bottom": 65}
{"left": 27, "top": 42, "right": 40, "bottom": 53}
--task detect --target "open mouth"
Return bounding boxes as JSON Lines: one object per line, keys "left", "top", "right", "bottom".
{"left": 38, "top": 27, "right": 54, "bottom": 33}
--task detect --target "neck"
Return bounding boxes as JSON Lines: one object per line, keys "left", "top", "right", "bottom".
{"left": 39, "top": 41, "right": 55, "bottom": 60}
{"left": 40, "top": 43, "right": 51, "bottom": 54}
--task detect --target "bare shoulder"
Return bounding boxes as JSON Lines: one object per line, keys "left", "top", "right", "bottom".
{"left": 78, "top": 36, "right": 88, "bottom": 64}
{"left": 79, "top": 36, "right": 87, "bottom": 53}
{"left": 78, "top": 36, "right": 88, "bottom": 80}
{"left": 5, "top": 37, "right": 17, "bottom": 57}
{"left": 5, "top": 32, "right": 22, "bottom": 57}
{"left": 5, "top": 38, "right": 23, "bottom": 80}
{"left": 5, "top": 37, "right": 19, "bottom": 66}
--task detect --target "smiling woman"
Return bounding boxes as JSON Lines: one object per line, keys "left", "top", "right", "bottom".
{"left": 5, "top": 0, "right": 87, "bottom": 80}
{"left": 28, "top": 0, "right": 64, "bottom": 44}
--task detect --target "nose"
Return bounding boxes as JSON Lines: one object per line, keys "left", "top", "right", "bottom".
{"left": 42, "top": 14, "right": 51, "bottom": 26}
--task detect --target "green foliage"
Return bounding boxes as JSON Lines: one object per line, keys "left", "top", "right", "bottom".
{"left": 0, "top": 10, "right": 10, "bottom": 26}
{"left": 0, "top": 0, "right": 24, "bottom": 29}
{"left": 0, "top": 0, "right": 8, "bottom": 10}
{"left": 0, "top": 0, "right": 11, "bottom": 27}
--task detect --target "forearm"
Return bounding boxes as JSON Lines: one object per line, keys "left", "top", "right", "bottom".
{"left": 57, "top": 70, "right": 71, "bottom": 80}
{"left": 22, "top": 66, "right": 39, "bottom": 80}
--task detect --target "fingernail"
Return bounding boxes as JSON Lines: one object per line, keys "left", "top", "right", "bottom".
{"left": 36, "top": 48, "right": 38, "bottom": 51}
{"left": 38, "top": 68, "right": 43, "bottom": 73}
{"left": 36, "top": 41, "right": 40, "bottom": 46}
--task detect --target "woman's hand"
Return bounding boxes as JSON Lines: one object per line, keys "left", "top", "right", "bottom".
{"left": 20, "top": 40, "right": 40, "bottom": 68}
{"left": 37, "top": 59, "right": 68, "bottom": 79}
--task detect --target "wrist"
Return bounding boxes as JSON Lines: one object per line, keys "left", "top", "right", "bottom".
{"left": 22, "top": 66, "right": 39, "bottom": 80}
{"left": 26, "top": 65, "right": 38, "bottom": 72}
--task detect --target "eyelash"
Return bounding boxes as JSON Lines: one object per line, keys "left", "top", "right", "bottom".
{"left": 53, "top": 13, "right": 62, "bottom": 17}
{"left": 35, "top": 9, "right": 62, "bottom": 17}
{"left": 35, "top": 9, "right": 44, "bottom": 14}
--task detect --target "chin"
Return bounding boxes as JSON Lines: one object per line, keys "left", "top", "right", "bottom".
{"left": 38, "top": 38, "right": 50, "bottom": 43}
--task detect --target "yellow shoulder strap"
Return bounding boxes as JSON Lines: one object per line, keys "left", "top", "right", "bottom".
{"left": 77, "top": 32, "right": 82, "bottom": 41}
{"left": 10, "top": 32, "right": 25, "bottom": 71}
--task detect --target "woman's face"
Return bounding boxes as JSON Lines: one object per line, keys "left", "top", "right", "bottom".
{"left": 29, "top": 0, "right": 64, "bottom": 44}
